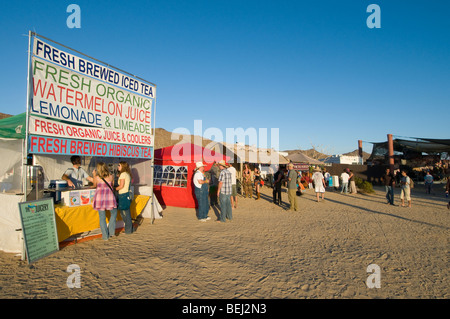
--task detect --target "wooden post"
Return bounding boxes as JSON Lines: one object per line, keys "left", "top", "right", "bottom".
{"left": 387, "top": 134, "right": 395, "bottom": 172}
{"left": 358, "top": 140, "right": 363, "bottom": 164}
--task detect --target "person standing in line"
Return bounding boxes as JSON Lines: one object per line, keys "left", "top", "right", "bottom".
{"left": 424, "top": 171, "right": 434, "bottom": 195}
{"left": 227, "top": 163, "right": 238, "bottom": 209}
{"left": 254, "top": 166, "right": 262, "bottom": 200}
{"left": 115, "top": 161, "right": 133, "bottom": 234}
{"left": 340, "top": 169, "right": 350, "bottom": 194}
{"left": 273, "top": 166, "right": 283, "bottom": 205}
{"left": 217, "top": 160, "right": 233, "bottom": 222}
{"left": 312, "top": 167, "right": 326, "bottom": 202}
{"left": 242, "top": 163, "right": 253, "bottom": 199}
{"left": 348, "top": 170, "right": 357, "bottom": 194}
{"left": 286, "top": 163, "right": 299, "bottom": 211}
{"left": 193, "top": 162, "right": 210, "bottom": 222}
{"left": 382, "top": 168, "right": 395, "bottom": 205}
{"left": 400, "top": 170, "right": 412, "bottom": 208}
{"left": 92, "top": 162, "right": 118, "bottom": 240}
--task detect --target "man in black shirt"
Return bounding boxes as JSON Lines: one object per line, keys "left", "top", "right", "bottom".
{"left": 382, "top": 168, "right": 395, "bottom": 205}
{"left": 273, "top": 166, "right": 283, "bottom": 205}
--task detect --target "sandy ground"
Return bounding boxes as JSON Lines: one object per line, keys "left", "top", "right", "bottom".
{"left": 0, "top": 184, "right": 448, "bottom": 299}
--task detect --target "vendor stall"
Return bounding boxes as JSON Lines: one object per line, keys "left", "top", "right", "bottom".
{"left": 54, "top": 194, "right": 150, "bottom": 242}
{"left": 0, "top": 33, "right": 158, "bottom": 257}
{"left": 0, "top": 114, "right": 155, "bottom": 253}
{"left": 153, "top": 143, "right": 229, "bottom": 208}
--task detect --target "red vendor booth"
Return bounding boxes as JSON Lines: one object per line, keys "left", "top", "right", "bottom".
{"left": 153, "top": 143, "right": 230, "bottom": 208}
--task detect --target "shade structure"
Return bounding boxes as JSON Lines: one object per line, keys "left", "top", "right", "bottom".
{"left": 153, "top": 143, "right": 230, "bottom": 208}
{"left": 218, "top": 142, "right": 289, "bottom": 165}
{"left": 369, "top": 138, "right": 450, "bottom": 160}
{"left": 286, "top": 152, "right": 322, "bottom": 165}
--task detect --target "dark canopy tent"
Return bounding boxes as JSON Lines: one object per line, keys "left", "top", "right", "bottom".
{"left": 285, "top": 152, "right": 322, "bottom": 165}
{"left": 369, "top": 138, "right": 450, "bottom": 160}
{"left": 417, "top": 138, "right": 450, "bottom": 147}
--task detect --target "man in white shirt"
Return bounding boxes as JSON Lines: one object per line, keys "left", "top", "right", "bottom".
{"left": 323, "top": 170, "right": 331, "bottom": 187}
{"left": 193, "top": 162, "right": 210, "bottom": 221}
{"left": 227, "top": 163, "right": 237, "bottom": 209}
{"left": 340, "top": 169, "right": 350, "bottom": 194}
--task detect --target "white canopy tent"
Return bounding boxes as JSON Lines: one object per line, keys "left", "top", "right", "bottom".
{"left": 0, "top": 115, "right": 162, "bottom": 254}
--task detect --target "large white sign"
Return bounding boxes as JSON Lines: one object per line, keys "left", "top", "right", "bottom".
{"left": 28, "top": 37, "right": 155, "bottom": 158}
{"left": 32, "top": 56, "right": 152, "bottom": 135}
{"left": 33, "top": 38, "right": 155, "bottom": 99}
{"left": 29, "top": 116, "right": 152, "bottom": 146}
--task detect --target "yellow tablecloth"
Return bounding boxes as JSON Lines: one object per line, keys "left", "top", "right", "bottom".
{"left": 54, "top": 195, "right": 150, "bottom": 242}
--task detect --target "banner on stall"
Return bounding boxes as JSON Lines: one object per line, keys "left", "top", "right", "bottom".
{"left": 33, "top": 38, "right": 155, "bottom": 99}
{"left": 293, "top": 164, "right": 309, "bottom": 171}
{"left": 29, "top": 135, "right": 153, "bottom": 159}
{"left": 32, "top": 56, "right": 153, "bottom": 133}
{"left": 28, "top": 36, "right": 155, "bottom": 158}
{"left": 29, "top": 116, "right": 152, "bottom": 146}
{"left": 18, "top": 198, "right": 59, "bottom": 264}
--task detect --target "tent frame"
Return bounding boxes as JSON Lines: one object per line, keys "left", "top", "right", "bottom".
{"left": 14, "top": 31, "right": 158, "bottom": 258}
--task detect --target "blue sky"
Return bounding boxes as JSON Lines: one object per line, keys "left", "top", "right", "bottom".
{"left": 0, "top": 0, "right": 449, "bottom": 155}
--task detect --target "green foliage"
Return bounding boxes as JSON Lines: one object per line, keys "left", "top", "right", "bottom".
{"left": 354, "top": 177, "right": 375, "bottom": 194}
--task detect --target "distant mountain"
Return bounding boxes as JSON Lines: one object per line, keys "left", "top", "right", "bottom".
{"left": 343, "top": 149, "right": 371, "bottom": 160}
{"left": 154, "top": 127, "right": 215, "bottom": 150}
{"left": 0, "top": 112, "right": 13, "bottom": 120}
{"left": 283, "top": 148, "right": 371, "bottom": 161}
{"left": 283, "top": 149, "right": 329, "bottom": 160}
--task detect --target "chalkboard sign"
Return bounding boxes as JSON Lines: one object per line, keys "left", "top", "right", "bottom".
{"left": 18, "top": 198, "right": 59, "bottom": 264}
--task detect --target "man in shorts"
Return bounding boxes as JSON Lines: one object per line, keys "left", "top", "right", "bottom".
{"left": 400, "top": 170, "right": 412, "bottom": 208}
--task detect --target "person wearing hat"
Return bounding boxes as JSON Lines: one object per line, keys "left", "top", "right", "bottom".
{"left": 312, "top": 167, "right": 326, "bottom": 202}
{"left": 193, "top": 161, "right": 210, "bottom": 222}
{"left": 217, "top": 160, "right": 233, "bottom": 222}
{"left": 286, "top": 163, "right": 299, "bottom": 211}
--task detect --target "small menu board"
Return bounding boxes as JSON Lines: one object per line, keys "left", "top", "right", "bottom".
{"left": 18, "top": 198, "right": 59, "bottom": 264}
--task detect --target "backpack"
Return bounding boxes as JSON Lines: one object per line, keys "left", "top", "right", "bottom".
{"left": 409, "top": 176, "right": 414, "bottom": 189}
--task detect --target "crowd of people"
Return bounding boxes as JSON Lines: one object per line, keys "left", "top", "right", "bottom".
{"left": 381, "top": 168, "right": 414, "bottom": 207}
{"left": 192, "top": 162, "right": 360, "bottom": 219}
{"left": 193, "top": 160, "right": 239, "bottom": 223}
{"left": 382, "top": 166, "right": 450, "bottom": 209}
{"left": 69, "top": 153, "right": 449, "bottom": 235}
{"left": 193, "top": 160, "right": 450, "bottom": 222}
